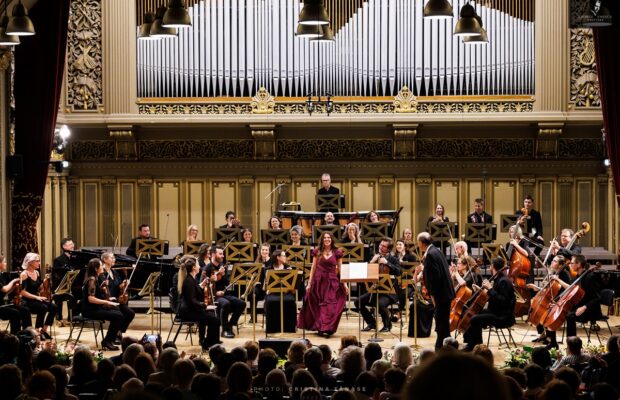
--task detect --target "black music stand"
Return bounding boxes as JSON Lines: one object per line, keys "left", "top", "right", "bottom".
{"left": 226, "top": 242, "right": 256, "bottom": 263}
{"left": 230, "top": 263, "right": 263, "bottom": 325}
{"left": 482, "top": 244, "right": 509, "bottom": 264}
{"left": 464, "top": 223, "right": 497, "bottom": 256}
{"left": 500, "top": 215, "right": 520, "bottom": 233}
{"left": 282, "top": 245, "right": 312, "bottom": 264}
{"left": 52, "top": 270, "right": 80, "bottom": 322}
{"left": 361, "top": 222, "right": 389, "bottom": 243}
{"left": 400, "top": 261, "right": 420, "bottom": 345}
{"left": 364, "top": 272, "right": 397, "bottom": 343}
{"left": 316, "top": 194, "right": 345, "bottom": 212}
{"left": 261, "top": 229, "right": 290, "bottom": 247}
{"left": 183, "top": 240, "right": 208, "bottom": 255}
{"left": 213, "top": 228, "right": 241, "bottom": 245}
{"left": 264, "top": 269, "right": 299, "bottom": 336}
{"left": 312, "top": 225, "right": 343, "bottom": 244}
{"left": 136, "top": 239, "right": 168, "bottom": 334}
{"left": 429, "top": 222, "right": 459, "bottom": 257}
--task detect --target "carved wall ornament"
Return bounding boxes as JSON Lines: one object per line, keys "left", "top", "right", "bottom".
{"left": 393, "top": 125, "right": 418, "bottom": 159}
{"left": 378, "top": 176, "right": 395, "bottom": 185}
{"left": 416, "top": 138, "right": 532, "bottom": 159}
{"left": 559, "top": 138, "right": 605, "bottom": 159}
{"left": 138, "top": 140, "right": 254, "bottom": 160}
{"left": 277, "top": 139, "right": 392, "bottom": 160}
{"left": 415, "top": 177, "right": 432, "bottom": 185}
{"left": 66, "top": 0, "right": 103, "bottom": 112}
{"left": 536, "top": 124, "right": 563, "bottom": 159}
{"left": 0, "top": 51, "right": 12, "bottom": 71}
{"left": 251, "top": 87, "right": 275, "bottom": 114}
{"left": 251, "top": 125, "right": 276, "bottom": 160}
{"left": 393, "top": 86, "right": 418, "bottom": 113}
{"left": 570, "top": 28, "right": 600, "bottom": 108}
{"left": 558, "top": 176, "right": 575, "bottom": 184}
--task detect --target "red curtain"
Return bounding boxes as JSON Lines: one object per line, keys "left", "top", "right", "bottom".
{"left": 11, "top": 0, "right": 71, "bottom": 267}
{"left": 593, "top": 4, "right": 620, "bottom": 206}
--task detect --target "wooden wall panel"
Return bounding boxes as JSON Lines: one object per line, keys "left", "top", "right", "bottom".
{"left": 239, "top": 181, "right": 255, "bottom": 232}
{"left": 351, "top": 180, "right": 376, "bottom": 212}
{"left": 539, "top": 181, "right": 554, "bottom": 241}
{"left": 67, "top": 180, "right": 81, "bottom": 246}
{"left": 576, "top": 180, "right": 593, "bottom": 247}
{"left": 492, "top": 180, "right": 517, "bottom": 244}
{"left": 435, "top": 180, "right": 459, "bottom": 224}
{"left": 101, "top": 181, "right": 116, "bottom": 246}
{"left": 558, "top": 179, "right": 574, "bottom": 233}
{"left": 120, "top": 182, "right": 135, "bottom": 247}
{"left": 293, "top": 181, "right": 317, "bottom": 212}
{"left": 258, "top": 181, "right": 274, "bottom": 231}
{"left": 596, "top": 178, "right": 608, "bottom": 248}
{"left": 83, "top": 182, "right": 99, "bottom": 246}
{"left": 396, "top": 180, "right": 413, "bottom": 237}
{"left": 188, "top": 181, "right": 205, "bottom": 241}
{"left": 211, "top": 181, "right": 237, "bottom": 240}
{"left": 155, "top": 181, "right": 181, "bottom": 244}
{"left": 415, "top": 179, "right": 431, "bottom": 235}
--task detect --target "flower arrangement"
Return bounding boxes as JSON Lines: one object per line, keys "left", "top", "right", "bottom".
{"left": 584, "top": 344, "right": 606, "bottom": 357}
{"left": 54, "top": 342, "right": 105, "bottom": 365}
{"left": 503, "top": 346, "right": 533, "bottom": 368}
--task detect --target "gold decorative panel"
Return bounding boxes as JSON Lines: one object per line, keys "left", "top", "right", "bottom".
{"left": 83, "top": 182, "right": 99, "bottom": 246}
{"left": 570, "top": 29, "right": 600, "bottom": 108}
{"left": 351, "top": 181, "right": 376, "bottom": 212}
{"left": 293, "top": 181, "right": 318, "bottom": 213}
{"left": 396, "top": 181, "right": 413, "bottom": 237}
{"left": 576, "top": 180, "right": 593, "bottom": 247}
{"left": 212, "top": 182, "right": 237, "bottom": 234}
{"left": 435, "top": 181, "right": 460, "bottom": 225}
{"left": 188, "top": 182, "right": 205, "bottom": 240}
{"left": 539, "top": 181, "right": 554, "bottom": 241}
{"left": 155, "top": 181, "right": 181, "bottom": 244}
{"left": 259, "top": 181, "right": 275, "bottom": 232}
{"left": 492, "top": 181, "right": 517, "bottom": 243}
{"left": 120, "top": 182, "right": 135, "bottom": 247}
{"left": 466, "top": 181, "right": 483, "bottom": 214}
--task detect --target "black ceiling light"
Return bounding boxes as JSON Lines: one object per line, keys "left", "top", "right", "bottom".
{"left": 138, "top": 13, "right": 158, "bottom": 40}
{"left": 454, "top": 2, "right": 482, "bottom": 37}
{"left": 163, "top": 0, "right": 192, "bottom": 28}
{"left": 463, "top": 15, "right": 488, "bottom": 44}
{"left": 424, "top": 0, "right": 454, "bottom": 19}
{"left": 298, "top": 0, "right": 330, "bottom": 26}
{"left": 6, "top": 0, "right": 35, "bottom": 36}
{"left": 150, "top": 6, "right": 177, "bottom": 38}
{"left": 0, "top": 15, "right": 20, "bottom": 46}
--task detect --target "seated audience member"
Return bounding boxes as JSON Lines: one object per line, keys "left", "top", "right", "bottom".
{"left": 523, "top": 364, "right": 546, "bottom": 400}
{"left": 110, "top": 336, "right": 139, "bottom": 366}
{"left": 244, "top": 340, "right": 260, "bottom": 375}
{"left": 226, "top": 362, "right": 253, "bottom": 397}
{"left": 391, "top": 343, "right": 413, "bottom": 372}
{"left": 0, "top": 364, "right": 23, "bottom": 400}
{"left": 590, "top": 383, "right": 619, "bottom": 400}
{"left": 113, "top": 364, "right": 137, "bottom": 390}
{"left": 371, "top": 360, "right": 392, "bottom": 392}
{"left": 81, "top": 358, "right": 115, "bottom": 396}
{"left": 304, "top": 347, "right": 336, "bottom": 391}
{"left": 364, "top": 342, "right": 383, "bottom": 371}
{"left": 531, "top": 346, "right": 554, "bottom": 383}
{"left": 148, "top": 348, "right": 180, "bottom": 387}
{"left": 231, "top": 346, "right": 249, "bottom": 363}
{"left": 553, "top": 366, "right": 582, "bottom": 398}
{"left": 504, "top": 376, "right": 524, "bottom": 400}
{"left": 172, "top": 358, "right": 196, "bottom": 396}
{"left": 319, "top": 344, "right": 341, "bottom": 378}
{"left": 602, "top": 335, "right": 620, "bottom": 366}
{"left": 69, "top": 346, "right": 97, "bottom": 389}
{"left": 285, "top": 341, "right": 307, "bottom": 382}
{"left": 552, "top": 336, "right": 590, "bottom": 370}
{"left": 264, "top": 369, "right": 288, "bottom": 400}
{"left": 192, "top": 358, "right": 211, "bottom": 374}
{"left": 379, "top": 368, "right": 407, "bottom": 400}
{"left": 133, "top": 352, "right": 156, "bottom": 385}
{"left": 354, "top": 371, "right": 379, "bottom": 400}
{"left": 472, "top": 344, "right": 494, "bottom": 366}
{"left": 300, "top": 387, "right": 323, "bottom": 400}
{"left": 332, "top": 389, "right": 358, "bottom": 400}
{"left": 122, "top": 343, "right": 145, "bottom": 368}
{"left": 49, "top": 364, "right": 78, "bottom": 400}
{"left": 27, "top": 370, "right": 56, "bottom": 400}
{"left": 253, "top": 348, "right": 279, "bottom": 392}
{"left": 502, "top": 367, "right": 527, "bottom": 389}
{"left": 290, "top": 369, "right": 318, "bottom": 400}
{"left": 539, "top": 379, "right": 573, "bottom": 400}
{"left": 336, "top": 345, "right": 366, "bottom": 388}
{"left": 121, "top": 377, "right": 145, "bottom": 393}
{"left": 191, "top": 373, "right": 222, "bottom": 400}
{"left": 209, "top": 344, "right": 227, "bottom": 375}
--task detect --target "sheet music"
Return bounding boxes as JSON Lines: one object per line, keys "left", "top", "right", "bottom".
{"left": 348, "top": 262, "right": 369, "bottom": 280}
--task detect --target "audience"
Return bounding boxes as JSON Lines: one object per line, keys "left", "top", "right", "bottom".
{"left": 391, "top": 343, "right": 413, "bottom": 372}
{"left": 148, "top": 347, "right": 180, "bottom": 387}
{"left": 553, "top": 336, "right": 590, "bottom": 371}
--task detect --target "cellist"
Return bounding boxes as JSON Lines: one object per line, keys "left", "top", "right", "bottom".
{"left": 526, "top": 255, "right": 570, "bottom": 347}
{"left": 450, "top": 255, "right": 482, "bottom": 290}
{"left": 550, "top": 229, "right": 582, "bottom": 259}
{"left": 101, "top": 253, "right": 135, "bottom": 343}
{"left": 563, "top": 255, "right": 602, "bottom": 338}
{"left": 463, "top": 257, "right": 515, "bottom": 352}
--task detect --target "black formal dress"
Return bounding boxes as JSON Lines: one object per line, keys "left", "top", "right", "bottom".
{"left": 566, "top": 270, "right": 602, "bottom": 337}
{"left": 463, "top": 274, "right": 516, "bottom": 349}
{"left": 98, "top": 271, "right": 135, "bottom": 334}
{"left": 204, "top": 262, "right": 245, "bottom": 333}
{"left": 21, "top": 272, "right": 57, "bottom": 328}
{"left": 422, "top": 244, "right": 456, "bottom": 350}
{"left": 263, "top": 266, "right": 301, "bottom": 333}
{"left": 355, "top": 252, "right": 401, "bottom": 329}
{"left": 249, "top": 259, "right": 272, "bottom": 318}
{"left": 177, "top": 273, "right": 221, "bottom": 348}
{"left": 81, "top": 276, "right": 126, "bottom": 343}
{"left": 0, "top": 275, "right": 32, "bottom": 333}
{"left": 397, "top": 253, "right": 417, "bottom": 311}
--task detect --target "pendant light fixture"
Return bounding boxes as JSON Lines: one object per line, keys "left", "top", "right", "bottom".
{"left": 454, "top": 2, "right": 482, "bottom": 37}
{"left": 463, "top": 15, "right": 488, "bottom": 44}
{"left": 150, "top": 6, "right": 177, "bottom": 38}
{"left": 163, "top": 0, "right": 192, "bottom": 28}
{"left": 296, "top": 24, "right": 323, "bottom": 38}
{"left": 311, "top": 25, "right": 335, "bottom": 42}
{"left": 138, "top": 13, "right": 158, "bottom": 40}
{"left": 423, "top": 0, "right": 454, "bottom": 19}
{"left": 298, "top": 0, "right": 330, "bottom": 26}
{"left": 6, "top": 0, "right": 35, "bottom": 36}
{"left": 0, "top": 0, "right": 19, "bottom": 47}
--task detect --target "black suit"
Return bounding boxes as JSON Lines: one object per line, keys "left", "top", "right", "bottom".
{"left": 318, "top": 186, "right": 340, "bottom": 212}
{"left": 422, "top": 245, "right": 455, "bottom": 349}
{"left": 355, "top": 252, "right": 401, "bottom": 329}
{"left": 466, "top": 212, "right": 493, "bottom": 249}
{"left": 566, "top": 270, "right": 602, "bottom": 336}
{"left": 557, "top": 244, "right": 582, "bottom": 259}
{"left": 177, "top": 273, "right": 220, "bottom": 347}
{"left": 516, "top": 208, "right": 544, "bottom": 255}
{"left": 463, "top": 274, "right": 515, "bottom": 349}
{"left": 52, "top": 252, "right": 76, "bottom": 320}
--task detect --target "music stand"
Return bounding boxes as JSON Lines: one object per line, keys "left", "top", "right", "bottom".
{"left": 482, "top": 244, "right": 509, "bottom": 264}
{"left": 313, "top": 225, "right": 343, "bottom": 244}
{"left": 361, "top": 222, "right": 389, "bottom": 243}
{"left": 213, "top": 228, "right": 241, "bottom": 245}
{"left": 183, "top": 240, "right": 208, "bottom": 255}
{"left": 341, "top": 262, "right": 379, "bottom": 344}
{"left": 52, "top": 270, "right": 80, "bottom": 322}
{"left": 136, "top": 239, "right": 168, "bottom": 257}
{"left": 399, "top": 262, "right": 419, "bottom": 342}
{"left": 264, "top": 270, "right": 298, "bottom": 336}
{"left": 138, "top": 272, "right": 161, "bottom": 334}
{"left": 500, "top": 215, "right": 520, "bottom": 233}
{"left": 464, "top": 223, "right": 497, "bottom": 258}
{"left": 282, "top": 245, "right": 312, "bottom": 264}
{"left": 429, "top": 222, "right": 458, "bottom": 256}
{"left": 226, "top": 242, "right": 256, "bottom": 263}
{"left": 316, "top": 194, "right": 345, "bottom": 211}
{"left": 230, "top": 263, "right": 263, "bottom": 325}
{"left": 336, "top": 243, "right": 365, "bottom": 262}
{"left": 364, "top": 271, "right": 396, "bottom": 343}
{"left": 260, "top": 229, "right": 289, "bottom": 247}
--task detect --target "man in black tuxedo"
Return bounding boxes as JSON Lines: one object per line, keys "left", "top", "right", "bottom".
{"left": 318, "top": 173, "right": 340, "bottom": 212}
{"left": 515, "top": 195, "right": 544, "bottom": 255}
{"left": 462, "top": 257, "right": 515, "bottom": 351}
{"left": 52, "top": 237, "right": 76, "bottom": 323}
{"left": 467, "top": 198, "right": 493, "bottom": 224}
{"left": 126, "top": 224, "right": 153, "bottom": 258}
{"left": 418, "top": 232, "right": 455, "bottom": 350}
{"left": 550, "top": 228, "right": 582, "bottom": 259}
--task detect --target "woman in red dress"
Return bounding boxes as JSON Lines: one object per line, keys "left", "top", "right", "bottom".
{"left": 297, "top": 231, "right": 348, "bottom": 337}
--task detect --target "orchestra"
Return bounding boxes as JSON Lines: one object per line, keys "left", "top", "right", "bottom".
{"left": 1, "top": 174, "right": 612, "bottom": 356}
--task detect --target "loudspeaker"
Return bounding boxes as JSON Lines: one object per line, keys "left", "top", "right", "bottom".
{"left": 6, "top": 154, "right": 23, "bottom": 179}
{"left": 259, "top": 338, "right": 294, "bottom": 358}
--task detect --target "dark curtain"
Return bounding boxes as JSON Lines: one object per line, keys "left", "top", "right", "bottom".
{"left": 11, "top": 0, "right": 71, "bottom": 267}
{"left": 593, "top": 4, "right": 620, "bottom": 206}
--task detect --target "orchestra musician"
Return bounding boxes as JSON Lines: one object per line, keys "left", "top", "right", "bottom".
{"left": 467, "top": 198, "right": 493, "bottom": 224}
{"left": 81, "top": 258, "right": 126, "bottom": 351}
{"left": 249, "top": 243, "right": 272, "bottom": 323}
{"left": 562, "top": 255, "right": 602, "bottom": 339}
{"left": 298, "top": 232, "right": 348, "bottom": 337}
{"left": 0, "top": 255, "right": 32, "bottom": 334}
{"left": 269, "top": 216, "right": 282, "bottom": 230}
{"left": 221, "top": 211, "right": 243, "bottom": 229}
{"left": 417, "top": 232, "right": 455, "bottom": 350}
{"left": 506, "top": 224, "right": 535, "bottom": 284}
{"left": 100, "top": 253, "right": 136, "bottom": 342}
{"left": 19, "top": 252, "right": 56, "bottom": 340}
{"left": 289, "top": 225, "right": 307, "bottom": 246}
{"left": 323, "top": 212, "right": 336, "bottom": 226}
{"left": 462, "top": 257, "right": 516, "bottom": 351}
{"left": 426, "top": 204, "right": 449, "bottom": 231}
{"left": 52, "top": 237, "right": 77, "bottom": 324}
{"left": 126, "top": 224, "right": 155, "bottom": 259}
{"left": 176, "top": 255, "right": 221, "bottom": 351}
{"left": 318, "top": 173, "right": 340, "bottom": 195}
{"left": 454, "top": 241, "right": 469, "bottom": 260}
{"left": 515, "top": 195, "right": 544, "bottom": 255}
{"left": 450, "top": 255, "right": 482, "bottom": 290}
{"left": 241, "top": 228, "right": 254, "bottom": 243}
{"left": 204, "top": 245, "right": 245, "bottom": 338}
{"left": 394, "top": 238, "right": 416, "bottom": 313}
{"left": 196, "top": 243, "right": 210, "bottom": 272}
{"left": 264, "top": 250, "right": 299, "bottom": 333}
{"left": 341, "top": 223, "right": 362, "bottom": 244}
{"left": 550, "top": 229, "right": 582, "bottom": 259}
{"left": 365, "top": 210, "right": 380, "bottom": 223}
{"left": 355, "top": 238, "right": 401, "bottom": 333}
{"left": 186, "top": 225, "right": 199, "bottom": 242}
{"left": 527, "top": 255, "right": 570, "bottom": 347}
{"left": 401, "top": 228, "right": 413, "bottom": 243}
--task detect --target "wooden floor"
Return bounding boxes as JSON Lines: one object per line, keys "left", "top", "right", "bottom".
{"left": 49, "top": 306, "right": 620, "bottom": 368}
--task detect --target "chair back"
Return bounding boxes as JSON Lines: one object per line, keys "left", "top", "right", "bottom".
{"left": 600, "top": 289, "right": 614, "bottom": 307}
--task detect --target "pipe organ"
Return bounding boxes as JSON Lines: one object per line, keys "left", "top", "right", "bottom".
{"left": 137, "top": 0, "right": 535, "bottom": 98}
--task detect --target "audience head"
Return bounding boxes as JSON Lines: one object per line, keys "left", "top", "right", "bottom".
{"left": 35, "top": 349, "right": 56, "bottom": 371}
{"left": 370, "top": 359, "right": 392, "bottom": 382}
{"left": 158, "top": 347, "right": 180, "bottom": 373}
{"left": 113, "top": 364, "right": 137, "bottom": 390}
{"left": 48, "top": 365, "right": 69, "bottom": 400}
{"left": 72, "top": 345, "right": 97, "bottom": 382}
{"left": 27, "top": 370, "right": 56, "bottom": 399}
{"left": 364, "top": 342, "right": 383, "bottom": 370}
{"left": 503, "top": 367, "right": 527, "bottom": 389}
{"left": 303, "top": 347, "right": 323, "bottom": 371}
{"left": 209, "top": 344, "right": 227, "bottom": 367}
{"left": 0, "top": 364, "right": 23, "bottom": 400}
{"left": 123, "top": 343, "right": 145, "bottom": 367}
{"left": 566, "top": 336, "right": 583, "bottom": 355}
{"left": 532, "top": 346, "right": 553, "bottom": 369}
{"left": 227, "top": 362, "right": 253, "bottom": 394}
{"left": 192, "top": 358, "right": 211, "bottom": 374}
{"left": 524, "top": 364, "right": 546, "bottom": 390}
{"left": 591, "top": 383, "right": 619, "bottom": 400}
{"left": 355, "top": 371, "right": 379, "bottom": 396}
{"left": 288, "top": 341, "right": 307, "bottom": 365}
{"left": 97, "top": 358, "right": 115, "bottom": 381}
{"left": 606, "top": 335, "right": 619, "bottom": 355}
{"left": 472, "top": 344, "right": 494, "bottom": 366}
{"left": 331, "top": 389, "right": 357, "bottom": 400}
{"left": 191, "top": 373, "right": 221, "bottom": 400}
{"left": 339, "top": 335, "right": 360, "bottom": 352}
{"left": 417, "top": 349, "right": 436, "bottom": 366}
{"left": 442, "top": 337, "right": 459, "bottom": 351}
{"left": 122, "top": 377, "right": 145, "bottom": 393}
{"left": 392, "top": 342, "right": 413, "bottom": 371}
{"left": 540, "top": 379, "right": 573, "bottom": 400}
{"left": 258, "top": 348, "right": 279, "bottom": 376}
{"left": 554, "top": 366, "right": 581, "bottom": 395}
{"left": 339, "top": 345, "right": 365, "bottom": 378}
{"left": 231, "top": 346, "right": 249, "bottom": 363}
{"left": 265, "top": 369, "right": 288, "bottom": 400}
{"left": 215, "top": 352, "right": 236, "bottom": 378}
{"left": 290, "top": 369, "right": 318, "bottom": 400}
{"left": 244, "top": 340, "right": 259, "bottom": 363}
{"left": 134, "top": 352, "right": 157, "bottom": 384}
{"left": 504, "top": 376, "right": 524, "bottom": 400}
{"left": 318, "top": 344, "right": 333, "bottom": 365}
{"left": 172, "top": 358, "right": 196, "bottom": 390}
{"left": 300, "top": 387, "right": 322, "bottom": 400}
{"left": 384, "top": 368, "right": 407, "bottom": 394}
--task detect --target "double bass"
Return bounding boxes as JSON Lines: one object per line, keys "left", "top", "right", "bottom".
{"left": 506, "top": 222, "right": 532, "bottom": 317}
{"left": 542, "top": 262, "right": 600, "bottom": 331}
{"left": 457, "top": 266, "right": 509, "bottom": 333}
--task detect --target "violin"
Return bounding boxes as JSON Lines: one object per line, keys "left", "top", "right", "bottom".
{"left": 13, "top": 279, "right": 22, "bottom": 306}
{"left": 118, "top": 279, "right": 130, "bottom": 305}
{"left": 100, "top": 278, "right": 114, "bottom": 310}
{"left": 200, "top": 270, "right": 216, "bottom": 307}
{"left": 39, "top": 268, "right": 52, "bottom": 302}
{"left": 457, "top": 266, "right": 509, "bottom": 333}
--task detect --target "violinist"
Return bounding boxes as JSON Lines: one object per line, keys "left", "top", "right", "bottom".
{"left": 341, "top": 223, "right": 362, "bottom": 244}
{"left": 426, "top": 204, "right": 449, "bottom": 231}
{"left": 126, "top": 224, "right": 155, "bottom": 259}
{"left": 418, "top": 232, "right": 454, "bottom": 350}
{"left": 550, "top": 229, "right": 582, "bottom": 259}
{"left": 81, "top": 258, "right": 124, "bottom": 350}
{"left": 394, "top": 238, "right": 417, "bottom": 312}
{"left": 527, "top": 255, "right": 570, "bottom": 347}
{"left": 0, "top": 255, "right": 32, "bottom": 334}
{"left": 19, "top": 252, "right": 56, "bottom": 340}
{"left": 289, "top": 225, "right": 307, "bottom": 246}
{"left": 101, "top": 253, "right": 136, "bottom": 341}
{"left": 564, "top": 255, "right": 602, "bottom": 338}
{"left": 177, "top": 255, "right": 221, "bottom": 351}
{"left": 52, "top": 237, "right": 76, "bottom": 324}
{"left": 249, "top": 243, "right": 272, "bottom": 323}
{"left": 515, "top": 195, "right": 544, "bottom": 255}
{"left": 450, "top": 255, "right": 482, "bottom": 290}
{"left": 220, "top": 211, "right": 243, "bottom": 229}
{"left": 241, "top": 228, "right": 254, "bottom": 243}
{"left": 204, "top": 245, "right": 245, "bottom": 339}
{"left": 196, "top": 243, "right": 210, "bottom": 272}
{"left": 401, "top": 228, "right": 413, "bottom": 243}
{"left": 463, "top": 257, "right": 515, "bottom": 352}
{"left": 356, "top": 238, "right": 401, "bottom": 333}
{"left": 264, "top": 250, "right": 299, "bottom": 333}
{"left": 269, "top": 216, "right": 282, "bottom": 230}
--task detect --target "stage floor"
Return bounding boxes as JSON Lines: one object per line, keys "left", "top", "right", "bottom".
{"left": 48, "top": 308, "right": 620, "bottom": 367}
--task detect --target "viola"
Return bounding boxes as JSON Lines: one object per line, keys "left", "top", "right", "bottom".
{"left": 457, "top": 266, "right": 508, "bottom": 333}
{"left": 542, "top": 262, "right": 600, "bottom": 331}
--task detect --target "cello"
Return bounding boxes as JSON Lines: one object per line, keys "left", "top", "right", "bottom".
{"left": 457, "top": 266, "right": 509, "bottom": 334}
{"left": 449, "top": 267, "right": 474, "bottom": 332}
{"left": 542, "top": 262, "right": 601, "bottom": 332}
{"left": 526, "top": 266, "right": 566, "bottom": 326}
{"left": 506, "top": 222, "right": 532, "bottom": 317}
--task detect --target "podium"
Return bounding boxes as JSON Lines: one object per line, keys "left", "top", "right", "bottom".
{"left": 341, "top": 262, "right": 379, "bottom": 343}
